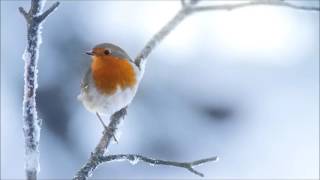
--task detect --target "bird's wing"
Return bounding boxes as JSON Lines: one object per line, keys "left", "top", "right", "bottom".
{"left": 80, "top": 68, "right": 91, "bottom": 94}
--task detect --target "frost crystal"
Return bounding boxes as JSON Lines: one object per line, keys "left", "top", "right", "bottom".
{"left": 128, "top": 156, "right": 140, "bottom": 165}
{"left": 25, "top": 150, "right": 40, "bottom": 172}
{"left": 149, "top": 163, "right": 155, "bottom": 167}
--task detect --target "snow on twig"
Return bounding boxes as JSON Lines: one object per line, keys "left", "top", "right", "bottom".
{"left": 19, "top": 0, "right": 59, "bottom": 179}
{"left": 100, "top": 154, "right": 218, "bottom": 177}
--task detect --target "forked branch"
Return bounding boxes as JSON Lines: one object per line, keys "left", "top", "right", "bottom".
{"left": 74, "top": 0, "right": 319, "bottom": 179}
{"left": 100, "top": 154, "right": 218, "bottom": 177}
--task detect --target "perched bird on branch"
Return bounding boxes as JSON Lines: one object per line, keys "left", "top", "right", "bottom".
{"left": 78, "top": 43, "right": 140, "bottom": 128}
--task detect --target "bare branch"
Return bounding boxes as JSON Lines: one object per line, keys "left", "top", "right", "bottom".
{"left": 73, "top": 108, "right": 127, "bottom": 180}
{"left": 192, "top": 0, "right": 320, "bottom": 12}
{"left": 99, "top": 154, "right": 218, "bottom": 177}
{"left": 19, "top": 0, "right": 59, "bottom": 180}
{"left": 36, "top": 2, "right": 60, "bottom": 22}
{"left": 18, "top": 7, "right": 29, "bottom": 22}
{"left": 74, "top": 106, "right": 217, "bottom": 179}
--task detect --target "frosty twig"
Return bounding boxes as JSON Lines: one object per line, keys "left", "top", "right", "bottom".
{"left": 100, "top": 154, "right": 218, "bottom": 177}
{"left": 19, "top": 0, "right": 59, "bottom": 179}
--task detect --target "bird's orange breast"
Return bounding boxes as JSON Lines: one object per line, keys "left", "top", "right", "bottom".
{"left": 91, "top": 56, "right": 137, "bottom": 95}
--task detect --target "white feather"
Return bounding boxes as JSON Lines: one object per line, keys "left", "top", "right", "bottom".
{"left": 78, "top": 61, "right": 140, "bottom": 116}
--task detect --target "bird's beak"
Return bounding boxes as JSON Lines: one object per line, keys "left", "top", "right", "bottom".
{"left": 85, "top": 51, "right": 94, "bottom": 56}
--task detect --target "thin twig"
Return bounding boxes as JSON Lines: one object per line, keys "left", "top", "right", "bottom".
{"left": 74, "top": 0, "right": 319, "bottom": 179}
{"left": 192, "top": 0, "right": 320, "bottom": 12}
{"left": 19, "top": 1, "right": 59, "bottom": 180}
{"left": 36, "top": 2, "right": 60, "bottom": 22}
{"left": 18, "top": 7, "right": 29, "bottom": 22}
{"left": 99, "top": 154, "right": 218, "bottom": 177}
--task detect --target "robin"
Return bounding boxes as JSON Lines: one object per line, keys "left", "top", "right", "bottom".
{"left": 78, "top": 43, "right": 141, "bottom": 132}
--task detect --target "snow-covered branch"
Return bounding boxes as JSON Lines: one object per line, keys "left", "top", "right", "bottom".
{"left": 74, "top": 108, "right": 127, "bottom": 180}
{"left": 100, "top": 154, "right": 218, "bottom": 177}
{"left": 19, "top": 0, "right": 59, "bottom": 180}
{"left": 74, "top": 0, "right": 319, "bottom": 179}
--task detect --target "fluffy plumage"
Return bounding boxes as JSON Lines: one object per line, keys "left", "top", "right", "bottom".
{"left": 78, "top": 43, "right": 140, "bottom": 115}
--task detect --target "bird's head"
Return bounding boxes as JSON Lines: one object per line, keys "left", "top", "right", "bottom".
{"left": 85, "top": 43, "right": 131, "bottom": 61}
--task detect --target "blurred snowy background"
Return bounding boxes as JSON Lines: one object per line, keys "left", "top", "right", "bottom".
{"left": 1, "top": 0, "right": 319, "bottom": 179}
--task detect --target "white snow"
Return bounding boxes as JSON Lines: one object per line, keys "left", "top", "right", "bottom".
{"left": 25, "top": 150, "right": 40, "bottom": 172}
{"left": 21, "top": 23, "right": 43, "bottom": 174}
{"left": 128, "top": 156, "right": 140, "bottom": 165}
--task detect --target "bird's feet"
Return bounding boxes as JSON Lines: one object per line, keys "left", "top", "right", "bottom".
{"left": 96, "top": 112, "right": 118, "bottom": 143}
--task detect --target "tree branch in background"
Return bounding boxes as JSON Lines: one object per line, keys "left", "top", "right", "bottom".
{"left": 192, "top": 0, "right": 320, "bottom": 12}
{"left": 135, "top": 0, "right": 319, "bottom": 69}
{"left": 134, "top": 7, "right": 191, "bottom": 69}
{"left": 74, "top": 0, "right": 319, "bottom": 179}
{"left": 19, "top": 0, "right": 59, "bottom": 180}
{"left": 99, "top": 154, "right": 218, "bottom": 177}
{"left": 181, "top": 0, "right": 187, "bottom": 8}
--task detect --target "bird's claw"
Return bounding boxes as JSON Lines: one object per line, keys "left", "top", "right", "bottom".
{"left": 104, "top": 126, "right": 118, "bottom": 143}
{"left": 96, "top": 112, "right": 118, "bottom": 143}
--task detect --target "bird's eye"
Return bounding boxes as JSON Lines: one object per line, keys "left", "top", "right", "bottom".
{"left": 104, "top": 49, "right": 111, "bottom": 55}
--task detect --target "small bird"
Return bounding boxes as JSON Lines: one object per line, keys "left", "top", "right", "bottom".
{"left": 78, "top": 43, "right": 141, "bottom": 128}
